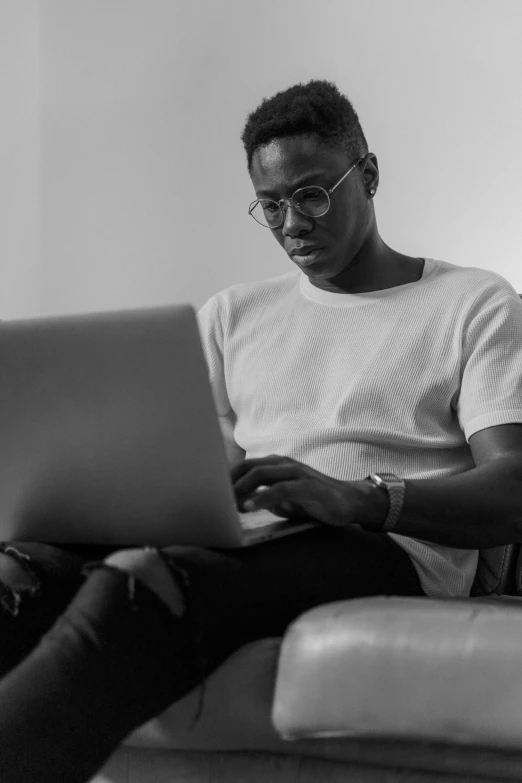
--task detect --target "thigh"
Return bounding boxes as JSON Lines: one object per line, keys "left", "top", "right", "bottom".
{"left": 226, "top": 524, "right": 423, "bottom": 637}
{"left": 162, "top": 524, "right": 423, "bottom": 672}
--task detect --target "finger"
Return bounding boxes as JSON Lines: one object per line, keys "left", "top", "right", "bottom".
{"left": 230, "top": 454, "right": 287, "bottom": 483}
{"left": 246, "top": 481, "right": 299, "bottom": 512}
{"left": 234, "top": 464, "right": 302, "bottom": 503}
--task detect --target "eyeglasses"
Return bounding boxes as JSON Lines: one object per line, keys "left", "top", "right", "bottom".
{"left": 248, "top": 157, "right": 364, "bottom": 229}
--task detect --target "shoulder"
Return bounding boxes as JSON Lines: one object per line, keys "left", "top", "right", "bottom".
{"left": 198, "top": 269, "right": 300, "bottom": 324}
{"left": 214, "top": 269, "right": 299, "bottom": 306}
{"left": 429, "top": 263, "right": 522, "bottom": 361}
{"left": 430, "top": 259, "right": 520, "bottom": 301}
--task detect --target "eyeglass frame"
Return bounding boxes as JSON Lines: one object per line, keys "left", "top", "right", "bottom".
{"left": 248, "top": 156, "right": 365, "bottom": 229}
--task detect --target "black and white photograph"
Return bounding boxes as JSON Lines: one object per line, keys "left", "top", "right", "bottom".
{"left": 1, "top": 1, "right": 522, "bottom": 781}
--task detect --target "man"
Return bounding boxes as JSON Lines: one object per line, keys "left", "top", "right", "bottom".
{"left": 1, "top": 79, "right": 522, "bottom": 782}
{"left": 198, "top": 78, "right": 522, "bottom": 597}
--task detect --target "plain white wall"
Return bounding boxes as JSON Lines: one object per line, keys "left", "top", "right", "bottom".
{"left": 0, "top": 0, "right": 40, "bottom": 319}
{"left": 8, "top": 0, "right": 522, "bottom": 319}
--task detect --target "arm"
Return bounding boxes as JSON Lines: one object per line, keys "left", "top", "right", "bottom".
{"left": 228, "top": 288, "right": 522, "bottom": 548}
{"left": 233, "top": 426, "right": 522, "bottom": 551}
{"left": 357, "top": 425, "right": 522, "bottom": 549}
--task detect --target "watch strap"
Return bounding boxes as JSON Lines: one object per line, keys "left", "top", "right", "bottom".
{"left": 367, "top": 472, "right": 405, "bottom": 532}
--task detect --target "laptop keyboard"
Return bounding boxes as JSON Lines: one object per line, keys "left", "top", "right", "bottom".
{"left": 237, "top": 508, "right": 288, "bottom": 530}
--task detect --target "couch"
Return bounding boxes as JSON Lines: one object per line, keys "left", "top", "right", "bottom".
{"left": 91, "top": 296, "right": 522, "bottom": 783}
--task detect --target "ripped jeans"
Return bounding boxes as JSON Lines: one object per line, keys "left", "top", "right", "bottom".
{"left": 0, "top": 525, "right": 424, "bottom": 783}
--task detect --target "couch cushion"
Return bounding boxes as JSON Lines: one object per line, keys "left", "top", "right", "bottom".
{"left": 121, "top": 597, "right": 522, "bottom": 779}
{"left": 124, "top": 637, "right": 292, "bottom": 752}
{"left": 272, "top": 596, "right": 522, "bottom": 749}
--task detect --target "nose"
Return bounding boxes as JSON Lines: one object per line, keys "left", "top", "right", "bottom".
{"left": 280, "top": 202, "right": 313, "bottom": 237}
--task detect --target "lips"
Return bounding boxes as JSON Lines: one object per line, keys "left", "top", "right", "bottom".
{"left": 290, "top": 246, "right": 321, "bottom": 256}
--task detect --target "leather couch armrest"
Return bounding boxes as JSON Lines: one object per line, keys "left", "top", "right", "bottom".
{"left": 272, "top": 596, "right": 522, "bottom": 750}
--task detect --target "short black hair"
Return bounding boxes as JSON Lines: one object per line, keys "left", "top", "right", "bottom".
{"left": 240, "top": 79, "right": 369, "bottom": 171}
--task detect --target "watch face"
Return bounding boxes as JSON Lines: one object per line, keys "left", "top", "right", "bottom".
{"left": 372, "top": 473, "right": 402, "bottom": 487}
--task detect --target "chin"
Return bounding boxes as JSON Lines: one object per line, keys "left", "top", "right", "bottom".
{"left": 302, "top": 264, "right": 332, "bottom": 277}
{"left": 291, "top": 254, "right": 333, "bottom": 276}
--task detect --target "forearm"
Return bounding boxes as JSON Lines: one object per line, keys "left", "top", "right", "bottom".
{"left": 356, "top": 457, "right": 522, "bottom": 549}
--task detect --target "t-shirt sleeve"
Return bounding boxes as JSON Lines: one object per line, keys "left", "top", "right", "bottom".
{"left": 197, "top": 296, "right": 246, "bottom": 467}
{"left": 457, "top": 286, "right": 522, "bottom": 442}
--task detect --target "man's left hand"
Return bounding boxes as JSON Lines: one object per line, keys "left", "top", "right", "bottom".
{"left": 231, "top": 454, "right": 364, "bottom": 528}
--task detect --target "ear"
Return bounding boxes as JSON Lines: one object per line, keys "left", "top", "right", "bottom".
{"left": 362, "top": 153, "right": 379, "bottom": 193}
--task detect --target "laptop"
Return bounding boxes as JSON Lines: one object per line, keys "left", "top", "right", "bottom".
{"left": 0, "top": 305, "right": 316, "bottom": 548}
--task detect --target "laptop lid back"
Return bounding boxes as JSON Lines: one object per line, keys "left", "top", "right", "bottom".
{"left": 0, "top": 305, "right": 242, "bottom": 547}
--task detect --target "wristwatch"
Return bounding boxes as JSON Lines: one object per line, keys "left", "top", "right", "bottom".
{"left": 366, "top": 472, "right": 405, "bottom": 532}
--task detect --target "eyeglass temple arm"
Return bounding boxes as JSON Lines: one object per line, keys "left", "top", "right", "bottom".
{"left": 327, "top": 157, "right": 365, "bottom": 195}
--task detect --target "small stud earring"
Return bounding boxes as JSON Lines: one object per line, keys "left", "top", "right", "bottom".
{"left": 369, "top": 188, "right": 376, "bottom": 196}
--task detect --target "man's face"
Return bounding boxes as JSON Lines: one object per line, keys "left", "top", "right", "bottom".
{"left": 250, "top": 134, "right": 371, "bottom": 281}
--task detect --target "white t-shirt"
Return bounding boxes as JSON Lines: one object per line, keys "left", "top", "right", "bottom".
{"left": 197, "top": 258, "right": 522, "bottom": 597}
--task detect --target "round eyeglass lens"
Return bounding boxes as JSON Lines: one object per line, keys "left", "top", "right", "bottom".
{"left": 293, "top": 186, "right": 330, "bottom": 216}
{"left": 250, "top": 200, "right": 281, "bottom": 228}
{"left": 250, "top": 186, "right": 330, "bottom": 227}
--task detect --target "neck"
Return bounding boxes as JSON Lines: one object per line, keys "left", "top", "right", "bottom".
{"left": 309, "top": 235, "right": 423, "bottom": 294}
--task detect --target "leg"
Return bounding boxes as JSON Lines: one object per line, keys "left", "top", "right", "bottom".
{"left": 1, "top": 526, "right": 421, "bottom": 688}
{"left": 0, "top": 542, "right": 89, "bottom": 677}
{"left": 0, "top": 528, "right": 421, "bottom": 783}
{"left": 157, "top": 524, "right": 424, "bottom": 681}
{"left": 0, "top": 542, "right": 122, "bottom": 677}
{"left": 0, "top": 549, "right": 199, "bottom": 783}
